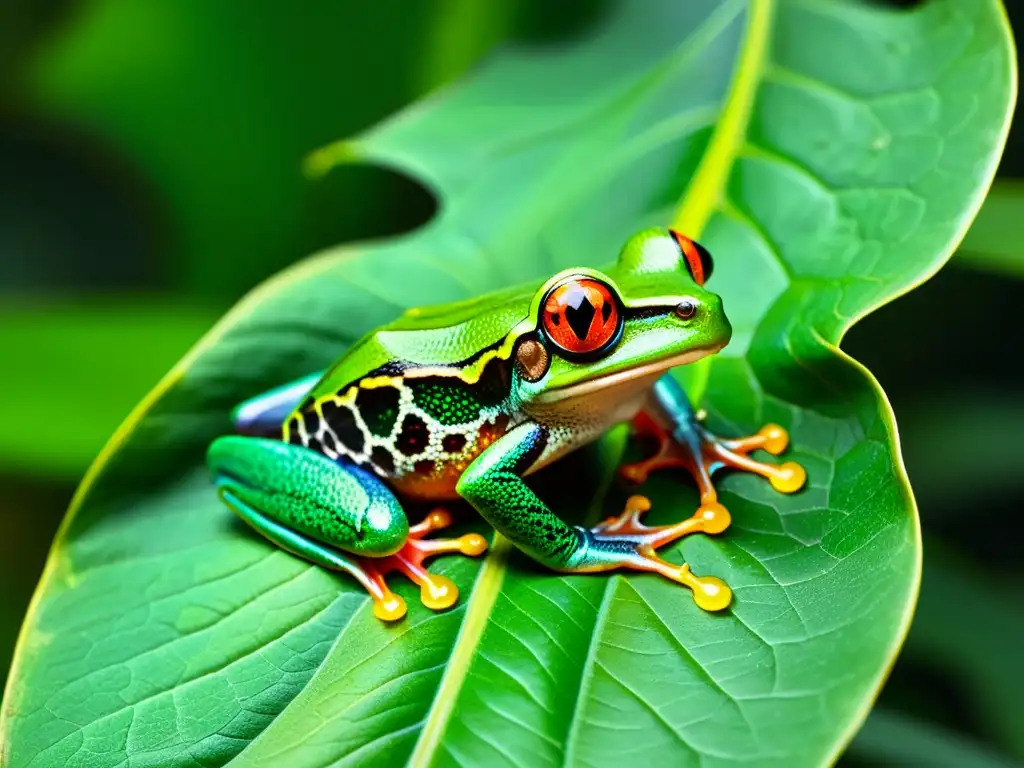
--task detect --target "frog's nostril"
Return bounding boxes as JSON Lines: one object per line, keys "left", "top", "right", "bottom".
{"left": 675, "top": 299, "right": 699, "bottom": 320}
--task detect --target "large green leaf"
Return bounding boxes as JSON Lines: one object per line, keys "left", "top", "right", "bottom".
{"left": 1, "top": 1, "right": 1014, "bottom": 766}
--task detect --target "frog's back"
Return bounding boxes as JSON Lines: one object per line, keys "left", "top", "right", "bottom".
{"left": 283, "top": 281, "right": 539, "bottom": 499}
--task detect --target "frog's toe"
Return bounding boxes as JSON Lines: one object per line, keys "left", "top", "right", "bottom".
{"left": 591, "top": 495, "right": 731, "bottom": 543}
{"left": 360, "top": 566, "right": 409, "bottom": 622}
{"left": 768, "top": 461, "right": 807, "bottom": 493}
{"left": 685, "top": 569, "right": 732, "bottom": 612}
{"left": 371, "top": 548, "right": 460, "bottom": 612}
{"left": 418, "top": 573, "right": 459, "bottom": 611}
{"left": 367, "top": 507, "right": 488, "bottom": 615}
{"left": 576, "top": 496, "right": 733, "bottom": 612}
{"left": 411, "top": 508, "right": 490, "bottom": 556}
{"left": 620, "top": 413, "right": 807, "bottom": 513}
{"left": 716, "top": 428, "right": 807, "bottom": 494}
{"left": 753, "top": 424, "right": 789, "bottom": 455}
{"left": 373, "top": 594, "right": 408, "bottom": 622}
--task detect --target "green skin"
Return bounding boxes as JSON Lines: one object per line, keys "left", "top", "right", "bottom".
{"left": 208, "top": 228, "right": 733, "bottom": 599}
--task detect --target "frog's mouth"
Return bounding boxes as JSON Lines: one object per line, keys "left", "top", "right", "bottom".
{"left": 535, "top": 344, "right": 723, "bottom": 404}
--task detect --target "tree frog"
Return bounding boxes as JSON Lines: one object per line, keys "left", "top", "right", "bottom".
{"left": 208, "top": 228, "right": 806, "bottom": 621}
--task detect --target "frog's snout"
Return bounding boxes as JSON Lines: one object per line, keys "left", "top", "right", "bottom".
{"left": 709, "top": 293, "right": 733, "bottom": 350}
{"left": 674, "top": 291, "right": 732, "bottom": 352}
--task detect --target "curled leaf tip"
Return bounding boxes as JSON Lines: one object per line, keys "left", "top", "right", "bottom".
{"left": 303, "top": 140, "right": 362, "bottom": 179}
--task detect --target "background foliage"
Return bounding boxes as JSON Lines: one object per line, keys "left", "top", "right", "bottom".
{"left": 0, "top": 0, "right": 1019, "bottom": 765}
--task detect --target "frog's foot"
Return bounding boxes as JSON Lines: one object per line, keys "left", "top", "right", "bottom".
{"left": 620, "top": 410, "right": 806, "bottom": 515}
{"left": 361, "top": 509, "right": 488, "bottom": 622}
{"left": 577, "top": 495, "right": 732, "bottom": 611}
{"left": 218, "top": 474, "right": 487, "bottom": 622}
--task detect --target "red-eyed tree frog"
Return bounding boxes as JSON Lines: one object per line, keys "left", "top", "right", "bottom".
{"left": 208, "top": 228, "right": 806, "bottom": 621}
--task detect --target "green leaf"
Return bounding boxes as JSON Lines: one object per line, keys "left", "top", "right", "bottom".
{"left": 0, "top": 298, "right": 219, "bottom": 476}
{"left": 958, "top": 179, "right": 1024, "bottom": 277}
{"left": 2, "top": 1, "right": 1014, "bottom": 766}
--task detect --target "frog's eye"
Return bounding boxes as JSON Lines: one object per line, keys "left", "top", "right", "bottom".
{"left": 669, "top": 229, "right": 714, "bottom": 285}
{"left": 541, "top": 277, "right": 622, "bottom": 358}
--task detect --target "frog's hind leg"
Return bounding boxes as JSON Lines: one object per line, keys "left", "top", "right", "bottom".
{"left": 620, "top": 375, "right": 806, "bottom": 519}
{"left": 209, "top": 436, "right": 487, "bottom": 621}
{"left": 219, "top": 487, "right": 409, "bottom": 621}
{"left": 231, "top": 371, "right": 325, "bottom": 436}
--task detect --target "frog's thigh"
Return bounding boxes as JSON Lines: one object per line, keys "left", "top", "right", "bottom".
{"left": 208, "top": 436, "right": 408, "bottom": 559}
{"left": 231, "top": 370, "right": 325, "bottom": 435}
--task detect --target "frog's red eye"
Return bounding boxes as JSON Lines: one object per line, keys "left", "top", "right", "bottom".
{"left": 542, "top": 277, "right": 622, "bottom": 357}
{"left": 669, "top": 229, "right": 714, "bottom": 285}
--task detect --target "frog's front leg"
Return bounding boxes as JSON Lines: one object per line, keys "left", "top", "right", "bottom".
{"left": 620, "top": 375, "right": 807, "bottom": 520}
{"left": 457, "top": 422, "right": 733, "bottom": 611}
{"left": 208, "top": 437, "right": 487, "bottom": 621}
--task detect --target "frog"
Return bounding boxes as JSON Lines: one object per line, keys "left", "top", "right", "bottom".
{"left": 207, "top": 227, "right": 806, "bottom": 622}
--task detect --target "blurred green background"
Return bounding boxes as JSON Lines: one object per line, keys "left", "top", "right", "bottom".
{"left": 0, "top": 1, "right": 1020, "bottom": 765}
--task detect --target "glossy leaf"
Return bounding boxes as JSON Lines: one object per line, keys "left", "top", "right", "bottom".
{"left": 1, "top": 1, "right": 1014, "bottom": 766}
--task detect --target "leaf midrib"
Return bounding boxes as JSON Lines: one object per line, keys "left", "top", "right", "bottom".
{"left": 671, "top": 0, "right": 773, "bottom": 238}
{"left": 560, "top": 578, "right": 615, "bottom": 768}
{"left": 407, "top": 536, "right": 513, "bottom": 766}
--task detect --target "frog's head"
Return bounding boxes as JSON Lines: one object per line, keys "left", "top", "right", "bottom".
{"left": 513, "top": 227, "right": 732, "bottom": 408}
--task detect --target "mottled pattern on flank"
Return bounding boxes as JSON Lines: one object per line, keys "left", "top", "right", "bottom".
{"left": 409, "top": 355, "right": 509, "bottom": 426}
{"left": 285, "top": 356, "right": 517, "bottom": 499}
{"left": 358, "top": 385, "right": 402, "bottom": 437}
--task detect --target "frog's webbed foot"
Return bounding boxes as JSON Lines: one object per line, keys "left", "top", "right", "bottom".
{"left": 579, "top": 495, "right": 732, "bottom": 611}
{"left": 620, "top": 408, "right": 806, "bottom": 517}
{"left": 361, "top": 509, "right": 488, "bottom": 621}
